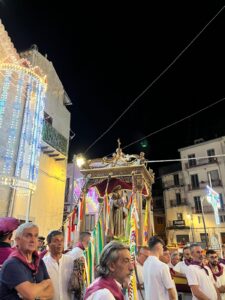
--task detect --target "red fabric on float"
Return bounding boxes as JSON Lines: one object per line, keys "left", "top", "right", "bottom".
{"left": 90, "top": 178, "right": 148, "bottom": 196}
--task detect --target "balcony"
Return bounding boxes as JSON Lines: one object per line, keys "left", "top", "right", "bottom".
{"left": 42, "top": 120, "right": 68, "bottom": 159}
{"left": 185, "top": 157, "right": 218, "bottom": 169}
{"left": 169, "top": 198, "right": 188, "bottom": 207}
{"left": 167, "top": 220, "right": 190, "bottom": 230}
{"left": 191, "top": 205, "right": 214, "bottom": 214}
{"left": 162, "top": 179, "right": 184, "bottom": 189}
{"left": 188, "top": 180, "right": 222, "bottom": 191}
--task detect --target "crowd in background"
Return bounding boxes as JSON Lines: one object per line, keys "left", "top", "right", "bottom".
{"left": 0, "top": 217, "right": 225, "bottom": 300}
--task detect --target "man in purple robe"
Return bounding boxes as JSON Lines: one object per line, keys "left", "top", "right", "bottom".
{"left": 0, "top": 217, "right": 19, "bottom": 266}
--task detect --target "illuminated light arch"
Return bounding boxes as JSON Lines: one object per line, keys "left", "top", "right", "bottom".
{"left": 0, "top": 63, "right": 47, "bottom": 191}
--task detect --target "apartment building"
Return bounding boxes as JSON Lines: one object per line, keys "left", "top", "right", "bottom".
{"left": 162, "top": 137, "right": 225, "bottom": 248}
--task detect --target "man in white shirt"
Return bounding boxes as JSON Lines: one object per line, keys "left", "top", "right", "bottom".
{"left": 185, "top": 243, "right": 220, "bottom": 300}
{"left": 67, "top": 231, "right": 91, "bottom": 260}
{"left": 143, "top": 236, "right": 177, "bottom": 300}
{"left": 173, "top": 246, "right": 192, "bottom": 275}
{"left": 84, "top": 241, "right": 134, "bottom": 300}
{"left": 206, "top": 249, "right": 225, "bottom": 300}
{"left": 168, "top": 252, "right": 180, "bottom": 269}
{"left": 67, "top": 231, "right": 91, "bottom": 297}
{"left": 43, "top": 230, "right": 74, "bottom": 300}
{"left": 135, "top": 246, "right": 151, "bottom": 300}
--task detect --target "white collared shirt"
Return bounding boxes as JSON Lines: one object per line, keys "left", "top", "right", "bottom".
{"left": 211, "top": 263, "right": 225, "bottom": 300}
{"left": 86, "top": 278, "right": 123, "bottom": 300}
{"left": 144, "top": 256, "right": 178, "bottom": 300}
{"left": 43, "top": 254, "right": 74, "bottom": 300}
{"left": 186, "top": 264, "right": 217, "bottom": 300}
{"left": 173, "top": 260, "right": 189, "bottom": 275}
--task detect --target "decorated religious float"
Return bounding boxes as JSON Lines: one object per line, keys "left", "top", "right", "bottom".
{"left": 64, "top": 140, "right": 155, "bottom": 298}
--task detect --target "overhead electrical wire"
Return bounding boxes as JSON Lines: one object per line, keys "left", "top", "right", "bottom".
{"left": 84, "top": 5, "right": 225, "bottom": 154}
{"left": 121, "top": 97, "right": 225, "bottom": 151}
{"left": 146, "top": 153, "right": 225, "bottom": 163}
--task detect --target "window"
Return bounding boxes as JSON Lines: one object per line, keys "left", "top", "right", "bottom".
{"left": 191, "top": 174, "right": 199, "bottom": 188}
{"left": 188, "top": 154, "right": 196, "bottom": 167}
{"left": 220, "top": 216, "right": 225, "bottom": 223}
{"left": 208, "top": 170, "right": 220, "bottom": 187}
{"left": 194, "top": 196, "right": 202, "bottom": 213}
{"left": 170, "top": 200, "right": 173, "bottom": 207}
{"left": 207, "top": 149, "right": 215, "bottom": 162}
{"left": 85, "top": 214, "right": 95, "bottom": 231}
{"left": 176, "top": 193, "right": 181, "bottom": 205}
{"left": 174, "top": 174, "right": 180, "bottom": 186}
{"left": 177, "top": 213, "right": 183, "bottom": 220}
{"left": 176, "top": 235, "right": 189, "bottom": 243}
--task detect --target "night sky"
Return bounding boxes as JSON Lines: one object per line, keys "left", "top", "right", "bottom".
{"left": 1, "top": 1, "right": 225, "bottom": 176}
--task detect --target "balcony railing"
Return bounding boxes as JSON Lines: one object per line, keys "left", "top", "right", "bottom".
{"left": 162, "top": 179, "right": 184, "bottom": 189}
{"left": 167, "top": 220, "right": 190, "bottom": 230}
{"left": 191, "top": 205, "right": 214, "bottom": 214}
{"left": 42, "top": 120, "right": 68, "bottom": 156}
{"left": 188, "top": 180, "right": 222, "bottom": 191}
{"left": 170, "top": 199, "right": 188, "bottom": 207}
{"left": 185, "top": 157, "right": 218, "bottom": 169}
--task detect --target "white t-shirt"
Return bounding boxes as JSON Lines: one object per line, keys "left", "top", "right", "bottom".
{"left": 136, "top": 261, "right": 145, "bottom": 300}
{"left": 86, "top": 279, "right": 122, "bottom": 300}
{"left": 212, "top": 264, "right": 225, "bottom": 300}
{"left": 143, "top": 256, "right": 178, "bottom": 300}
{"left": 43, "top": 254, "right": 74, "bottom": 300}
{"left": 173, "top": 260, "right": 189, "bottom": 275}
{"left": 185, "top": 265, "right": 217, "bottom": 300}
{"left": 67, "top": 246, "right": 85, "bottom": 260}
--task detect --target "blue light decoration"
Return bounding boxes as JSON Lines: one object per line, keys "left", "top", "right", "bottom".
{"left": 206, "top": 185, "right": 221, "bottom": 225}
{"left": 0, "top": 63, "right": 47, "bottom": 191}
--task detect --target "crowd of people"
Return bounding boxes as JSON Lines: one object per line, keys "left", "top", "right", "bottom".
{"left": 0, "top": 217, "right": 225, "bottom": 299}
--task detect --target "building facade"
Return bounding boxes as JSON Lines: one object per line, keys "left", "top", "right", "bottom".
{"left": 0, "top": 20, "right": 71, "bottom": 237}
{"left": 162, "top": 137, "right": 225, "bottom": 248}
{"left": 17, "top": 48, "right": 71, "bottom": 236}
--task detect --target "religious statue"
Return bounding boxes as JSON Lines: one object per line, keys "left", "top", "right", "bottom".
{"left": 110, "top": 185, "right": 127, "bottom": 237}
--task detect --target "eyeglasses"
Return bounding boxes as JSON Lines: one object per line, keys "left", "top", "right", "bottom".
{"left": 196, "top": 251, "right": 204, "bottom": 254}
{"left": 209, "top": 256, "right": 218, "bottom": 259}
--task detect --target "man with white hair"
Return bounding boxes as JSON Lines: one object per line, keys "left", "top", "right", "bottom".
{"left": 0, "top": 222, "right": 54, "bottom": 300}
{"left": 186, "top": 243, "right": 219, "bottom": 300}
{"left": 84, "top": 241, "right": 134, "bottom": 300}
{"left": 169, "top": 251, "right": 180, "bottom": 269}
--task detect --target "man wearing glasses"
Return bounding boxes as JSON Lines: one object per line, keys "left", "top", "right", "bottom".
{"left": 135, "top": 246, "right": 151, "bottom": 299}
{"left": 206, "top": 249, "right": 225, "bottom": 300}
{"left": 185, "top": 243, "right": 220, "bottom": 300}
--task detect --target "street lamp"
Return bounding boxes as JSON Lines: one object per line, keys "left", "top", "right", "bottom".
{"left": 73, "top": 154, "right": 86, "bottom": 168}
